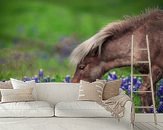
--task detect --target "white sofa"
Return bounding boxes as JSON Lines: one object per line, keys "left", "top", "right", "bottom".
{"left": 0, "top": 83, "right": 132, "bottom": 130}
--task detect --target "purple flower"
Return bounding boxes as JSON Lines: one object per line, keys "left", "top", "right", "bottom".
{"left": 65, "top": 75, "right": 71, "bottom": 83}
{"left": 157, "top": 102, "right": 163, "bottom": 113}
{"left": 38, "top": 69, "right": 44, "bottom": 79}
{"left": 34, "top": 75, "right": 39, "bottom": 83}
{"left": 107, "top": 72, "right": 118, "bottom": 81}
{"left": 23, "top": 76, "right": 31, "bottom": 81}
{"left": 127, "top": 85, "right": 131, "bottom": 94}
{"left": 160, "top": 79, "right": 163, "bottom": 86}
{"left": 160, "top": 98, "right": 163, "bottom": 102}
{"left": 133, "top": 77, "right": 137, "bottom": 84}
{"left": 121, "top": 85, "right": 125, "bottom": 90}
{"left": 122, "top": 78, "right": 126, "bottom": 84}
{"left": 157, "top": 86, "right": 163, "bottom": 97}
{"left": 126, "top": 76, "right": 131, "bottom": 84}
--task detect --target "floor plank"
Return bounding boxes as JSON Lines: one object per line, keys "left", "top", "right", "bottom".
{"left": 150, "top": 123, "right": 163, "bottom": 130}
{"left": 135, "top": 122, "right": 150, "bottom": 130}
{"left": 158, "top": 123, "right": 163, "bottom": 127}
{"left": 134, "top": 122, "right": 163, "bottom": 130}
{"left": 144, "top": 122, "right": 160, "bottom": 130}
{"left": 133, "top": 124, "right": 141, "bottom": 130}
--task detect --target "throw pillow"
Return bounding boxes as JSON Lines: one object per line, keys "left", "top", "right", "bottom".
{"left": 78, "top": 80, "right": 106, "bottom": 102}
{"left": 0, "top": 80, "right": 13, "bottom": 89}
{"left": 1, "top": 88, "right": 34, "bottom": 103}
{"left": 10, "top": 78, "right": 37, "bottom": 100}
{"left": 0, "top": 81, "right": 13, "bottom": 101}
{"left": 103, "top": 79, "right": 122, "bottom": 100}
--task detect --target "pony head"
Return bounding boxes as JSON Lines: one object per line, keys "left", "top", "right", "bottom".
{"left": 71, "top": 49, "right": 106, "bottom": 83}
{"left": 70, "top": 20, "right": 119, "bottom": 83}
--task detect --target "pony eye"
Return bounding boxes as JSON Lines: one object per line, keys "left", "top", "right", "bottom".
{"left": 79, "top": 65, "right": 85, "bottom": 70}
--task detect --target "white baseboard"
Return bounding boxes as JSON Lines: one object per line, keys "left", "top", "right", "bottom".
{"left": 135, "top": 113, "right": 163, "bottom": 122}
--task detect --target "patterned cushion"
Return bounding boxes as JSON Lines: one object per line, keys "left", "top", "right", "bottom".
{"left": 1, "top": 88, "right": 34, "bottom": 103}
{"left": 78, "top": 80, "right": 106, "bottom": 102}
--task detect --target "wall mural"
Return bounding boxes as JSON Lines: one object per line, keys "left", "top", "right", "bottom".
{"left": 0, "top": 0, "right": 163, "bottom": 113}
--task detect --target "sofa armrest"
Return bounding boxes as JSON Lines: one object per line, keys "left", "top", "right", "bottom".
{"left": 119, "top": 89, "right": 133, "bottom": 123}
{"left": 121, "top": 100, "right": 133, "bottom": 123}
{"left": 117, "top": 100, "right": 133, "bottom": 129}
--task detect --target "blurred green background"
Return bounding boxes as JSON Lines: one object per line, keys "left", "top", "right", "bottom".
{"left": 0, "top": 0, "right": 163, "bottom": 80}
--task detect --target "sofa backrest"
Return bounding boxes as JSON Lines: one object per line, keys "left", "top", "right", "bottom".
{"left": 36, "top": 83, "right": 80, "bottom": 105}
{"left": 36, "top": 83, "right": 124, "bottom": 105}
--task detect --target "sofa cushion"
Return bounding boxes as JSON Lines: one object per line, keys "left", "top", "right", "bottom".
{"left": 103, "top": 80, "right": 122, "bottom": 100}
{"left": 1, "top": 88, "right": 34, "bottom": 103}
{"left": 0, "top": 101, "right": 54, "bottom": 117}
{"left": 10, "top": 78, "right": 37, "bottom": 100}
{"left": 78, "top": 80, "right": 106, "bottom": 102}
{"left": 0, "top": 81, "right": 13, "bottom": 89}
{"left": 0, "top": 81, "right": 13, "bottom": 101}
{"left": 55, "top": 101, "right": 112, "bottom": 117}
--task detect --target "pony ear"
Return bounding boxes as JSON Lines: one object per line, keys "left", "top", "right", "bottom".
{"left": 89, "top": 34, "right": 114, "bottom": 57}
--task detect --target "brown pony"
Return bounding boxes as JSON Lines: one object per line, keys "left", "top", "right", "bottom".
{"left": 70, "top": 9, "right": 163, "bottom": 112}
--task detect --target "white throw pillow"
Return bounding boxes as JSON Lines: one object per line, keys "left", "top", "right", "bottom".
{"left": 10, "top": 78, "right": 37, "bottom": 100}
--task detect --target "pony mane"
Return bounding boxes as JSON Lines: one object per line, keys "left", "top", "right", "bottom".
{"left": 70, "top": 8, "right": 162, "bottom": 65}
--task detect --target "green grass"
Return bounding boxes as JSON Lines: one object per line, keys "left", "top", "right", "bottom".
{"left": 0, "top": 0, "right": 163, "bottom": 80}
{"left": 0, "top": 0, "right": 162, "bottom": 46}
{"left": 0, "top": 0, "right": 111, "bottom": 45}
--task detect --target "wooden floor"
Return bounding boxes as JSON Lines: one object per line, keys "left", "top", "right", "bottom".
{"left": 134, "top": 122, "right": 163, "bottom": 130}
